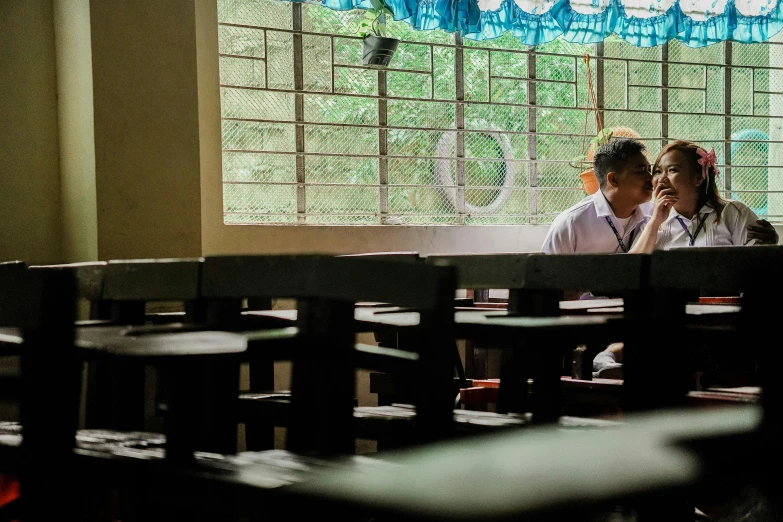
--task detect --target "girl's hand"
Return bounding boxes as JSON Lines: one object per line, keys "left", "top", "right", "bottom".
{"left": 650, "top": 183, "right": 677, "bottom": 227}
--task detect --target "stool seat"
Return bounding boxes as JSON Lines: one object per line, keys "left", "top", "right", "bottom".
{"left": 76, "top": 326, "right": 247, "bottom": 359}
{"left": 0, "top": 328, "right": 22, "bottom": 354}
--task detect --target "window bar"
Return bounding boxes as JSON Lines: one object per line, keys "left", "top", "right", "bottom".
{"left": 724, "top": 42, "right": 733, "bottom": 194}
{"left": 264, "top": 29, "right": 269, "bottom": 89}
{"left": 330, "top": 35, "right": 335, "bottom": 94}
{"left": 573, "top": 55, "right": 579, "bottom": 108}
{"left": 379, "top": 69, "right": 390, "bottom": 224}
{"left": 455, "top": 34, "right": 466, "bottom": 224}
{"left": 528, "top": 49, "right": 538, "bottom": 224}
{"left": 703, "top": 65, "right": 708, "bottom": 114}
{"left": 488, "top": 51, "right": 493, "bottom": 102}
{"left": 494, "top": 75, "right": 575, "bottom": 86}
{"left": 752, "top": 67, "right": 756, "bottom": 116}
{"left": 223, "top": 81, "right": 783, "bottom": 119}
{"left": 624, "top": 60, "right": 629, "bottom": 110}
{"left": 218, "top": 22, "right": 783, "bottom": 72}
{"left": 430, "top": 44, "right": 435, "bottom": 100}
{"left": 293, "top": 3, "right": 306, "bottom": 223}
{"left": 339, "top": 63, "right": 430, "bottom": 75}
{"left": 596, "top": 43, "right": 605, "bottom": 135}
{"left": 661, "top": 43, "right": 669, "bottom": 148}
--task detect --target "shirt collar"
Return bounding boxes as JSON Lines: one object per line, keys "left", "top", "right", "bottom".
{"left": 666, "top": 203, "right": 716, "bottom": 224}
{"left": 593, "top": 190, "right": 644, "bottom": 222}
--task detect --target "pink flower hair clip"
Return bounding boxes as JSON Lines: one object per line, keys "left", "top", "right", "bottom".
{"left": 696, "top": 147, "right": 720, "bottom": 194}
{"left": 696, "top": 147, "right": 720, "bottom": 179}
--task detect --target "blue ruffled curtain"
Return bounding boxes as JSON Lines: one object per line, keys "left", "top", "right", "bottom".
{"left": 289, "top": 0, "right": 783, "bottom": 47}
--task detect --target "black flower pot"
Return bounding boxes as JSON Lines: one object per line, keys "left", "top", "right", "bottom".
{"left": 362, "top": 35, "right": 399, "bottom": 66}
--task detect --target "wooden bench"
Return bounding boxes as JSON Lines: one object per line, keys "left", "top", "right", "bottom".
{"left": 461, "top": 248, "right": 773, "bottom": 417}
{"left": 2, "top": 254, "right": 772, "bottom": 521}
{"left": 29, "top": 259, "right": 207, "bottom": 432}
{"left": 200, "top": 254, "right": 461, "bottom": 454}
{"left": 355, "top": 252, "right": 630, "bottom": 436}
{"left": 623, "top": 246, "right": 783, "bottom": 412}
{"left": 434, "top": 252, "right": 650, "bottom": 421}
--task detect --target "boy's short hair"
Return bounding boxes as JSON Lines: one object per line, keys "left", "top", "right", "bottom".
{"left": 593, "top": 138, "right": 647, "bottom": 187}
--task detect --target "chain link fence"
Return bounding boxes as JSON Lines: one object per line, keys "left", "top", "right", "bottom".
{"left": 218, "top": 0, "right": 783, "bottom": 225}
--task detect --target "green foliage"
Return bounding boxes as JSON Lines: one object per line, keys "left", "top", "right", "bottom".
{"left": 302, "top": 6, "right": 600, "bottom": 218}
{"left": 569, "top": 128, "right": 613, "bottom": 171}
{"left": 355, "top": 0, "right": 393, "bottom": 38}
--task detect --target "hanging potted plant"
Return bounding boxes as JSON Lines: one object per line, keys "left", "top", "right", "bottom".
{"left": 570, "top": 128, "right": 613, "bottom": 196}
{"left": 573, "top": 54, "right": 644, "bottom": 195}
{"left": 358, "top": 0, "right": 399, "bottom": 67}
{"left": 571, "top": 53, "right": 609, "bottom": 195}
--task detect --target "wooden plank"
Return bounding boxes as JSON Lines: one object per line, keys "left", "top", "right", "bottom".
{"left": 707, "top": 386, "right": 760, "bottom": 396}
{"left": 202, "top": 255, "right": 457, "bottom": 313}
{"left": 559, "top": 298, "right": 623, "bottom": 311}
{"left": 460, "top": 386, "right": 497, "bottom": 404}
{"left": 523, "top": 253, "right": 651, "bottom": 294}
{"left": 651, "top": 246, "right": 783, "bottom": 293}
{"left": 425, "top": 253, "right": 536, "bottom": 289}
{"left": 30, "top": 261, "right": 107, "bottom": 304}
{"left": 686, "top": 391, "right": 760, "bottom": 406}
{"left": 340, "top": 252, "right": 422, "bottom": 263}
{"left": 284, "top": 405, "right": 760, "bottom": 521}
{"left": 103, "top": 258, "right": 202, "bottom": 301}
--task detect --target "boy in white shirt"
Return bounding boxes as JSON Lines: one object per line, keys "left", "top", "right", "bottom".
{"left": 542, "top": 138, "right": 654, "bottom": 255}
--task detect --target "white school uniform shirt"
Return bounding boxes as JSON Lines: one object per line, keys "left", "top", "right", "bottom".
{"left": 649, "top": 200, "right": 759, "bottom": 250}
{"left": 541, "top": 191, "right": 652, "bottom": 254}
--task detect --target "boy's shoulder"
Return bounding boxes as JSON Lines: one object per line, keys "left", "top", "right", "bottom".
{"left": 716, "top": 199, "right": 758, "bottom": 222}
{"left": 553, "top": 196, "right": 597, "bottom": 225}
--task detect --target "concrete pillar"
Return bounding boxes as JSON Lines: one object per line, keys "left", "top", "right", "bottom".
{"left": 54, "top": 0, "right": 99, "bottom": 263}
{"left": 89, "top": 0, "right": 203, "bottom": 260}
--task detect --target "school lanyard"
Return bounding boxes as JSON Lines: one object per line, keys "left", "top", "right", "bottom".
{"left": 676, "top": 214, "right": 707, "bottom": 246}
{"left": 604, "top": 216, "right": 635, "bottom": 253}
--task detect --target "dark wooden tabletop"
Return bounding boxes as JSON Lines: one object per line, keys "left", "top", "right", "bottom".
{"left": 281, "top": 404, "right": 760, "bottom": 521}
{"left": 75, "top": 326, "right": 247, "bottom": 359}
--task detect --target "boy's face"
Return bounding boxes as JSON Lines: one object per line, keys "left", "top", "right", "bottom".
{"left": 614, "top": 152, "right": 653, "bottom": 205}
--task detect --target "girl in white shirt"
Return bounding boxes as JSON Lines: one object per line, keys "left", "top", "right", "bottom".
{"left": 631, "top": 139, "right": 764, "bottom": 253}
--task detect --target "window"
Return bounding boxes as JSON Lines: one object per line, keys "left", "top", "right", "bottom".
{"left": 218, "top": 0, "right": 783, "bottom": 225}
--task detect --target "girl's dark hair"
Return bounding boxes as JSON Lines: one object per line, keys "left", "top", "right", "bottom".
{"left": 654, "top": 139, "right": 725, "bottom": 222}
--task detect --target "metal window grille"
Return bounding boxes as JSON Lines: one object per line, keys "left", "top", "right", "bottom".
{"left": 218, "top": 0, "right": 783, "bottom": 225}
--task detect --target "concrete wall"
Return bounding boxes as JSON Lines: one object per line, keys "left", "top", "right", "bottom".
{"left": 0, "top": 0, "right": 62, "bottom": 265}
